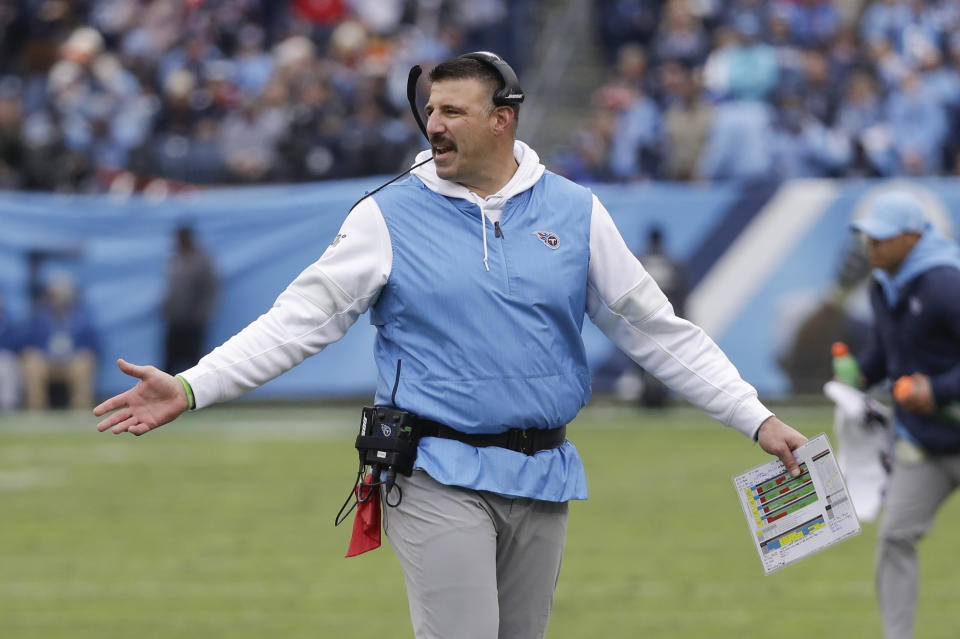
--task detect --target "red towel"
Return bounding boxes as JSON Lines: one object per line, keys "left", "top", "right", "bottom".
{"left": 345, "top": 473, "right": 381, "bottom": 557}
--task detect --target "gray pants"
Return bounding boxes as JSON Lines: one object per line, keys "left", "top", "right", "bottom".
{"left": 876, "top": 447, "right": 960, "bottom": 639}
{"left": 383, "top": 469, "right": 569, "bottom": 639}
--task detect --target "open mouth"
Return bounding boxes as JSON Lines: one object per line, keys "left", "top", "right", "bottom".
{"left": 432, "top": 142, "right": 456, "bottom": 160}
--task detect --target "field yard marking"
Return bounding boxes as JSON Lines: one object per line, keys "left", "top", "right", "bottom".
{"left": 0, "top": 406, "right": 359, "bottom": 439}
{"left": 0, "top": 468, "right": 66, "bottom": 491}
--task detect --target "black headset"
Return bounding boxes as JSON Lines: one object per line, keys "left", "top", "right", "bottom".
{"left": 406, "top": 51, "right": 524, "bottom": 140}
{"left": 457, "top": 51, "right": 525, "bottom": 107}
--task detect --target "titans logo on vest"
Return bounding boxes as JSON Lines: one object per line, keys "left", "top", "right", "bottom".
{"left": 535, "top": 231, "right": 559, "bottom": 249}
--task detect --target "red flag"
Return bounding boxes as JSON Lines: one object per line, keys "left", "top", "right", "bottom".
{"left": 345, "top": 473, "right": 381, "bottom": 557}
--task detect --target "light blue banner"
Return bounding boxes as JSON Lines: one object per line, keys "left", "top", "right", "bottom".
{"left": 4, "top": 177, "right": 956, "bottom": 400}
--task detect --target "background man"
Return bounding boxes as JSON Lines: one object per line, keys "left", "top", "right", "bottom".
{"left": 95, "top": 52, "right": 806, "bottom": 639}
{"left": 21, "top": 275, "right": 97, "bottom": 410}
{"left": 851, "top": 190, "right": 960, "bottom": 639}
{"left": 162, "top": 225, "right": 218, "bottom": 375}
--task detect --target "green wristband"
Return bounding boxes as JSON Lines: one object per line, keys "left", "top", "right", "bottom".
{"left": 176, "top": 375, "right": 196, "bottom": 410}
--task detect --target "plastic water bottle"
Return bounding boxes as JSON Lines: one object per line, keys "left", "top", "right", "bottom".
{"left": 831, "top": 342, "right": 861, "bottom": 388}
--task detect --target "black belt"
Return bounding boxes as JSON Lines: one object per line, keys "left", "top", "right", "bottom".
{"left": 416, "top": 419, "right": 567, "bottom": 456}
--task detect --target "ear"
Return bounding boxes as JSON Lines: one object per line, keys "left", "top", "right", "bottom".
{"left": 491, "top": 106, "right": 515, "bottom": 136}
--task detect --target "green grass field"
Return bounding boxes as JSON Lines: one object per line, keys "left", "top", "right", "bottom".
{"left": 2, "top": 402, "right": 959, "bottom": 638}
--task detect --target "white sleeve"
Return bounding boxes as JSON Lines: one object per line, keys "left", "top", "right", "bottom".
{"left": 585, "top": 195, "right": 772, "bottom": 439}
{"left": 180, "top": 197, "right": 392, "bottom": 409}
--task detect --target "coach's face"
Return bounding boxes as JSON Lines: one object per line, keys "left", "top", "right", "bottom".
{"left": 425, "top": 78, "right": 499, "bottom": 185}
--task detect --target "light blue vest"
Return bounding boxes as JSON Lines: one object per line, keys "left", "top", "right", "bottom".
{"left": 369, "top": 171, "right": 593, "bottom": 501}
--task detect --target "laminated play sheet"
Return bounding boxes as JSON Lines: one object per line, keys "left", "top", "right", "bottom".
{"left": 733, "top": 433, "right": 861, "bottom": 574}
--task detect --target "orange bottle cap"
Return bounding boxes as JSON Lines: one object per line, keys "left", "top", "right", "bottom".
{"left": 893, "top": 376, "right": 914, "bottom": 403}
{"left": 831, "top": 342, "right": 849, "bottom": 357}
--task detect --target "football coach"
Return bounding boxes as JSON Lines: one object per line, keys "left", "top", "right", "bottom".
{"left": 95, "top": 51, "right": 807, "bottom": 638}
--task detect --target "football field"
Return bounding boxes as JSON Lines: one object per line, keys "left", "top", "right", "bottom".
{"left": 2, "top": 402, "right": 958, "bottom": 638}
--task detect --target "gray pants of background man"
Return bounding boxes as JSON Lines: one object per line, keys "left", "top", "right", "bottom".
{"left": 384, "top": 469, "right": 569, "bottom": 639}
{"left": 876, "top": 447, "right": 960, "bottom": 639}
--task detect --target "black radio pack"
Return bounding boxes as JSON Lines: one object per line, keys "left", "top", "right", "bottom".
{"left": 355, "top": 406, "right": 421, "bottom": 478}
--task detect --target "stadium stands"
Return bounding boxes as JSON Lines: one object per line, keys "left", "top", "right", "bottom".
{"left": 4, "top": 1, "right": 960, "bottom": 190}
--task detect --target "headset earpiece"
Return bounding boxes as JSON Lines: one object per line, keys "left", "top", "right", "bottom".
{"left": 457, "top": 51, "right": 525, "bottom": 107}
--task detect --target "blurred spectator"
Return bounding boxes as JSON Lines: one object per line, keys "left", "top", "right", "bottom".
{"left": 703, "top": 17, "right": 778, "bottom": 102}
{"left": 867, "top": 36, "right": 910, "bottom": 92}
{"left": 835, "top": 70, "right": 884, "bottom": 173}
{"left": 612, "top": 43, "right": 657, "bottom": 99}
{"left": 163, "top": 226, "right": 217, "bottom": 376}
{"left": 724, "top": 0, "right": 768, "bottom": 35}
{"left": 660, "top": 63, "right": 712, "bottom": 180}
{"left": 596, "top": 0, "right": 662, "bottom": 64}
{"left": 767, "top": 7, "right": 806, "bottom": 94}
{"left": 20, "top": 276, "right": 97, "bottom": 411}
{"left": 797, "top": 49, "right": 841, "bottom": 125}
{"left": 604, "top": 67, "right": 662, "bottom": 181}
{"left": 770, "top": 0, "right": 839, "bottom": 48}
{"left": 220, "top": 97, "right": 287, "bottom": 183}
{"left": 150, "top": 67, "right": 223, "bottom": 184}
{"left": 828, "top": 25, "right": 866, "bottom": 86}
{"left": 157, "top": 32, "right": 225, "bottom": 97}
{"left": 550, "top": 110, "right": 618, "bottom": 183}
{"left": 885, "top": 69, "right": 949, "bottom": 175}
{"left": 233, "top": 25, "right": 274, "bottom": 98}
{"left": 859, "top": 0, "right": 913, "bottom": 47}
{"left": 696, "top": 99, "right": 775, "bottom": 181}
{"left": 0, "top": 78, "right": 23, "bottom": 189}
{"left": 941, "top": 34, "right": 960, "bottom": 168}
{"left": 921, "top": 47, "right": 960, "bottom": 110}
{"left": 451, "top": 0, "right": 525, "bottom": 73}
{"left": 652, "top": 0, "right": 710, "bottom": 67}
{"left": 770, "top": 93, "right": 851, "bottom": 178}
{"left": 0, "top": 291, "right": 21, "bottom": 411}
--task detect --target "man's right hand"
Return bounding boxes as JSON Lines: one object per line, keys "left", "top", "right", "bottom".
{"left": 94, "top": 359, "right": 189, "bottom": 436}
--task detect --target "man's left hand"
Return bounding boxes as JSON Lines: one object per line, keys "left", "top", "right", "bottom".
{"left": 898, "top": 373, "right": 936, "bottom": 415}
{"left": 756, "top": 416, "right": 809, "bottom": 477}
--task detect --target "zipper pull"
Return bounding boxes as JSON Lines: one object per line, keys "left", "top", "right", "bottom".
{"left": 494, "top": 221, "right": 504, "bottom": 238}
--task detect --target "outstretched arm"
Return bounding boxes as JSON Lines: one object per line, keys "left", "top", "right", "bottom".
{"left": 94, "top": 359, "right": 189, "bottom": 436}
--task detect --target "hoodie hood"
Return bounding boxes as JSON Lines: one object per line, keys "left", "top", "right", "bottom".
{"left": 410, "top": 140, "right": 546, "bottom": 271}
{"left": 874, "top": 224, "right": 960, "bottom": 306}
{"left": 411, "top": 139, "right": 545, "bottom": 203}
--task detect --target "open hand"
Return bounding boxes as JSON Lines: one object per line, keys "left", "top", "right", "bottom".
{"left": 94, "top": 359, "right": 189, "bottom": 436}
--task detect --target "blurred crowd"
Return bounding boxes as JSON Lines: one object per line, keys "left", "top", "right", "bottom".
{"left": 0, "top": 0, "right": 531, "bottom": 192}
{"left": 552, "top": 0, "right": 960, "bottom": 182}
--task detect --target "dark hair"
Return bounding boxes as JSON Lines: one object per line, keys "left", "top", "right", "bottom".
{"left": 428, "top": 57, "right": 520, "bottom": 120}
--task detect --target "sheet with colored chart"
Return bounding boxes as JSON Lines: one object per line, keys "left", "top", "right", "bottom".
{"left": 733, "top": 433, "right": 861, "bottom": 574}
